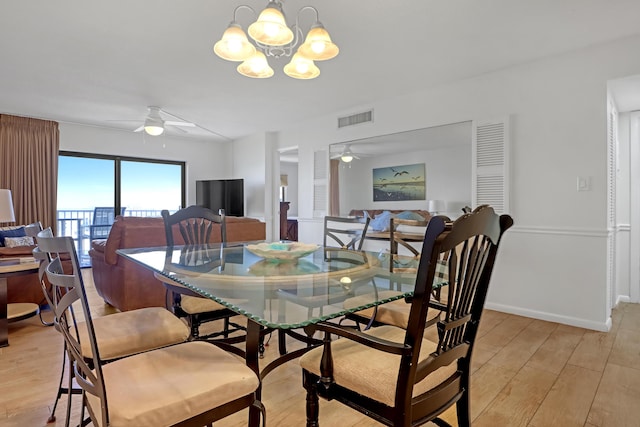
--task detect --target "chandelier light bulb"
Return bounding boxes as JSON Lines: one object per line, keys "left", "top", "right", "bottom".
{"left": 311, "top": 41, "right": 325, "bottom": 54}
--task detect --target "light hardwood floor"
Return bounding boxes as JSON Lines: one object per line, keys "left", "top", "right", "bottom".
{"left": 1, "top": 270, "right": 639, "bottom": 426}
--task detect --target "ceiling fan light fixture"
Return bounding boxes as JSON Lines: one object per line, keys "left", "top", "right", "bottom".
{"left": 143, "top": 107, "right": 165, "bottom": 136}
{"left": 237, "top": 51, "right": 274, "bottom": 78}
{"left": 340, "top": 147, "right": 356, "bottom": 163}
{"left": 144, "top": 118, "right": 164, "bottom": 136}
{"left": 298, "top": 23, "right": 339, "bottom": 61}
{"left": 214, "top": 22, "right": 256, "bottom": 61}
{"left": 248, "top": 2, "right": 294, "bottom": 46}
{"left": 284, "top": 53, "right": 320, "bottom": 79}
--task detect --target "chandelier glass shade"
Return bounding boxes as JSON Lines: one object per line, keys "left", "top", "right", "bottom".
{"left": 237, "top": 51, "right": 275, "bottom": 78}
{"left": 214, "top": 1, "right": 339, "bottom": 80}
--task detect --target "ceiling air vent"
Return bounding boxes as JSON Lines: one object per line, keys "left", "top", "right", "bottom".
{"left": 338, "top": 110, "right": 373, "bottom": 128}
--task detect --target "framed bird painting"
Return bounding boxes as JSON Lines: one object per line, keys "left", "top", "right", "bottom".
{"left": 372, "top": 163, "right": 426, "bottom": 201}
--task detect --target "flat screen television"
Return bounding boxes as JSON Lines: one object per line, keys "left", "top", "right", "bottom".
{"left": 196, "top": 179, "right": 244, "bottom": 217}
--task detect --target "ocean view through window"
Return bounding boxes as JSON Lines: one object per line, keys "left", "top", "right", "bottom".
{"left": 57, "top": 152, "right": 185, "bottom": 266}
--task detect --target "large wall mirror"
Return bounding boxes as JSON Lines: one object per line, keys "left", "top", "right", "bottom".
{"left": 329, "top": 121, "right": 472, "bottom": 219}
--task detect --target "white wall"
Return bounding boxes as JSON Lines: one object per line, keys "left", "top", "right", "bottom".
{"left": 338, "top": 145, "right": 471, "bottom": 217}
{"left": 59, "top": 122, "right": 233, "bottom": 205}
{"left": 259, "top": 34, "right": 640, "bottom": 331}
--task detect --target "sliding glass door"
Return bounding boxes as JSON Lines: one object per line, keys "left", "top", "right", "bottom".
{"left": 57, "top": 152, "right": 185, "bottom": 266}
{"left": 121, "top": 160, "right": 183, "bottom": 215}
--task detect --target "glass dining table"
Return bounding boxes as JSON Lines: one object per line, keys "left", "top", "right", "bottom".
{"left": 117, "top": 242, "right": 428, "bottom": 425}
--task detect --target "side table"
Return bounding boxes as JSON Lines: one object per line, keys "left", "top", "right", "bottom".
{"left": 0, "top": 257, "right": 40, "bottom": 347}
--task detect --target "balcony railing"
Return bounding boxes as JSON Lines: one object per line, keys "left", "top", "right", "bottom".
{"left": 56, "top": 209, "right": 171, "bottom": 267}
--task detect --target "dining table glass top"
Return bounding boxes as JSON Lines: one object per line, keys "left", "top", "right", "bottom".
{"left": 118, "top": 243, "right": 442, "bottom": 329}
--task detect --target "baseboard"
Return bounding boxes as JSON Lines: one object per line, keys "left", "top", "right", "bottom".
{"left": 484, "top": 301, "right": 611, "bottom": 332}
{"left": 615, "top": 295, "right": 631, "bottom": 305}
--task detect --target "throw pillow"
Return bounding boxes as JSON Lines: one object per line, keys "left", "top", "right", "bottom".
{"left": 4, "top": 235, "right": 34, "bottom": 248}
{"left": 369, "top": 210, "right": 393, "bottom": 231}
{"left": 395, "top": 211, "right": 426, "bottom": 221}
{"left": 0, "top": 226, "right": 26, "bottom": 247}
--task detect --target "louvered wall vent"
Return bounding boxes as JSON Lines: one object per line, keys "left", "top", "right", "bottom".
{"left": 338, "top": 110, "right": 373, "bottom": 128}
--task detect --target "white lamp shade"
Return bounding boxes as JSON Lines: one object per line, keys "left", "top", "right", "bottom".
{"left": 298, "top": 25, "right": 339, "bottom": 61}
{"left": 214, "top": 23, "right": 256, "bottom": 61}
{"left": 428, "top": 199, "right": 446, "bottom": 214}
{"left": 0, "top": 189, "right": 16, "bottom": 222}
{"left": 248, "top": 4, "right": 294, "bottom": 46}
{"left": 237, "top": 51, "right": 274, "bottom": 78}
{"left": 283, "top": 53, "right": 320, "bottom": 79}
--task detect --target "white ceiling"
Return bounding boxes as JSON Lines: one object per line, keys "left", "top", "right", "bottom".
{"left": 2, "top": 1, "right": 640, "bottom": 142}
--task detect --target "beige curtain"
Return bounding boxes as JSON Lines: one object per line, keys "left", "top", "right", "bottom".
{"left": 329, "top": 159, "right": 340, "bottom": 216}
{"left": 0, "top": 114, "right": 59, "bottom": 233}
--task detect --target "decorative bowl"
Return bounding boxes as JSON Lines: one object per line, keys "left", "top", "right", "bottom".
{"left": 245, "top": 242, "right": 319, "bottom": 263}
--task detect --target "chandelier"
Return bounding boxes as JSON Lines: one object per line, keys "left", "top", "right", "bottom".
{"left": 213, "top": 1, "right": 339, "bottom": 79}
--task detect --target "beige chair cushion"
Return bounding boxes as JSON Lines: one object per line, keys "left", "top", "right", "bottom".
{"left": 86, "top": 341, "right": 259, "bottom": 427}
{"left": 180, "top": 295, "right": 226, "bottom": 314}
{"left": 300, "top": 325, "right": 457, "bottom": 407}
{"left": 180, "top": 295, "right": 246, "bottom": 314}
{"left": 74, "top": 307, "right": 189, "bottom": 360}
{"left": 344, "top": 290, "right": 441, "bottom": 329}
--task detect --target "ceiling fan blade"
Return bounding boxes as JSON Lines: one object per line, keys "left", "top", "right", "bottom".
{"left": 171, "top": 126, "right": 188, "bottom": 134}
{"left": 133, "top": 125, "right": 144, "bottom": 132}
{"left": 165, "top": 120, "right": 196, "bottom": 127}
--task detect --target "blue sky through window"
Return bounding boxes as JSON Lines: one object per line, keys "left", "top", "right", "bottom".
{"left": 57, "top": 156, "right": 181, "bottom": 211}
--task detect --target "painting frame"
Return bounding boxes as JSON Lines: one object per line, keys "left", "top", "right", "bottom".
{"left": 372, "top": 163, "right": 426, "bottom": 202}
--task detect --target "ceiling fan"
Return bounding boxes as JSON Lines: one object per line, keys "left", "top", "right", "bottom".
{"left": 133, "top": 106, "right": 196, "bottom": 136}
{"left": 330, "top": 144, "right": 361, "bottom": 163}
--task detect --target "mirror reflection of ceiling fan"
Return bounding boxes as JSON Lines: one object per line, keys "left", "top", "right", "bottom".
{"left": 330, "top": 144, "right": 362, "bottom": 163}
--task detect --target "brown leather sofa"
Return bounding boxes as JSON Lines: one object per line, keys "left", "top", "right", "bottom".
{"left": 89, "top": 215, "right": 266, "bottom": 312}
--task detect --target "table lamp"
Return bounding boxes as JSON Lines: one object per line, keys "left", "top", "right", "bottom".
{"left": 0, "top": 189, "right": 15, "bottom": 223}
{"left": 427, "top": 199, "right": 446, "bottom": 216}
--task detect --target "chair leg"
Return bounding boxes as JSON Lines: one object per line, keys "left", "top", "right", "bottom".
{"left": 456, "top": 389, "right": 471, "bottom": 427}
{"left": 189, "top": 315, "right": 200, "bottom": 339}
{"left": 64, "top": 356, "right": 74, "bottom": 427}
{"left": 304, "top": 375, "right": 320, "bottom": 427}
{"left": 223, "top": 317, "right": 230, "bottom": 338}
{"left": 47, "top": 345, "right": 68, "bottom": 423}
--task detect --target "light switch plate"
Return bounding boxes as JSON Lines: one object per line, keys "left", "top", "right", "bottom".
{"left": 577, "top": 176, "right": 592, "bottom": 191}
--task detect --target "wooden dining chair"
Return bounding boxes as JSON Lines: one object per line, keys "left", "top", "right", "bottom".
{"left": 37, "top": 231, "right": 264, "bottom": 427}
{"left": 34, "top": 228, "right": 191, "bottom": 425}
{"left": 300, "top": 206, "right": 513, "bottom": 427}
{"left": 162, "top": 205, "right": 244, "bottom": 340}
